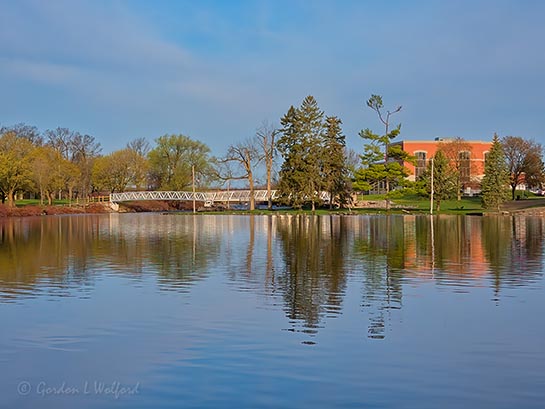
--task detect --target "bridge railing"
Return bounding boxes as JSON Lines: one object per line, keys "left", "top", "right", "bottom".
{"left": 110, "top": 190, "right": 331, "bottom": 204}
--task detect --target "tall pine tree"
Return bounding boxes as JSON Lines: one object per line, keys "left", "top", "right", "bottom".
{"left": 277, "top": 96, "right": 324, "bottom": 210}
{"left": 277, "top": 96, "right": 349, "bottom": 210}
{"left": 353, "top": 95, "right": 412, "bottom": 197}
{"left": 481, "top": 134, "right": 510, "bottom": 211}
{"left": 322, "top": 116, "right": 350, "bottom": 208}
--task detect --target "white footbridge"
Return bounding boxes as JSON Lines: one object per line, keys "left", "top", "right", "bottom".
{"left": 109, "top": 190, "right": 330, "bottom": 211}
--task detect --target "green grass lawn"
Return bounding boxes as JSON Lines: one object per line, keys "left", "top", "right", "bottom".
{"left": 193, "top": 194, "right": 484, "bottom": 215}
{"left": 395, "top": 195, "right": 482, "bottom": 214}
{"left": 15, "top": 199, "right": 71, "bottom": 207}
{"left": 357, "top": 193, "right": 484, "bottom": 214}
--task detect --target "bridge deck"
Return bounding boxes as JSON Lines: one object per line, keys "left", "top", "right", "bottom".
{"left": 110, "top": 190, "right": 330, "bottom": 203}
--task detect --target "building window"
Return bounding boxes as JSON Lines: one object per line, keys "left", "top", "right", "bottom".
{"left": 459, "top": 151, "right": 471, "bottom": 184}
{"left": 484, "top": 151, "right": 489, "bottom": 163}
{"left": 415, "top": 151, "right": 427, "bottom": 179}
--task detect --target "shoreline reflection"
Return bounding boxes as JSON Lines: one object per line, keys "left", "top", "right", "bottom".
{"left": 1, "top": 214, "right": 542, "bottom": 339}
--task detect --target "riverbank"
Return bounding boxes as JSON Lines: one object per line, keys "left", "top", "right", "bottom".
{"left": 4, "top": 197, "right": 545, "bottom": 218}
{"left": 0, "top": 203, "right": 110, "bottom": 217}
{"left": 500, "top": 197, "right": 545, "bottom": 215}
{"left": 0, "top": 200, "right": 194, "bottom": 218}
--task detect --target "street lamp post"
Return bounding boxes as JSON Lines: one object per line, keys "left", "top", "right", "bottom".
{"left": 192, "top": 165, "right": 196, "bottom": 214}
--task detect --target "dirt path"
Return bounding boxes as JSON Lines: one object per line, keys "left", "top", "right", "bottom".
{"left": 502, "top": 198, "right": 545, "bottom": 213}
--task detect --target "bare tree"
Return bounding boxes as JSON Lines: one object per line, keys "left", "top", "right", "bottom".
{"left": 255, "top": 121, "right": 278, "bottom": 210}
{"left": 126, "top": 137, "right": 151, "bottom": 189}
{"left": 45, "top": 127, "right": 77, "bottom": 160}
{"left": 502, "top": 136, "right": 544, "bottom": 199}
{"left": 224, "top": 139, "right": 261, "bottom": 210}
{"left": 1, "top": 123, "right": 43, "bottom": 146}
{"left": 70, "top": 133, "right": 102, "bottom": 199}
{"left": 44, "top": 128, "right": 100, "bottom": 200}
{"left": 127, "top": 137, "right": 151, "bottom": 157}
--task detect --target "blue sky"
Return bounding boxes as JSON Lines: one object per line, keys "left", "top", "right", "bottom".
{"left": 1, "top": 0, "right": 544, "bottom": 156}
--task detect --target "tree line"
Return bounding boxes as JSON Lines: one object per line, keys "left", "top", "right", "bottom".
{"left": 0, "top": 124, "right": 215, "bottom": 207}
{"left": 1, "top": 94, "right": 543, "bottom": 211}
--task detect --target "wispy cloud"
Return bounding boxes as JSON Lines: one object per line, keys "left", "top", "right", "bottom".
{"left": 0, "top": 0, "right": 193, "bottom": 72}
{"left": 0, "top": 58, "right": 83, "bottom": 85}
{"left": 0, "top": 0, "right": 544, "bottom": 154}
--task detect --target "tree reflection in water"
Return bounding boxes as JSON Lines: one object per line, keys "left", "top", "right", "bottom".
{"left": 0, "top": 214, "right": 222, "bottom": 300}
{"left": 0, "top": 214, "right": 543, "bottom": 341}
{"left": 276, "top": 214, "right": 544, "bottom": 340}
{"left": 275, "top": 215, "right": 349, "bottom": 339}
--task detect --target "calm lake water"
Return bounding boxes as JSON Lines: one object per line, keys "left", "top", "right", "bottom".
{"left": 1, "top": 213, "right": 544, "bottom": 409}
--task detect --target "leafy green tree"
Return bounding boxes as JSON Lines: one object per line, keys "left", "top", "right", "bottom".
{"left": 148, "top": 134, "right": 213, "bottom": 190}
{"left": 438, "top": 137, "right": 473, "bottom": 200}
{"left": 32, "top": 146, "right": 54, "bottom": 205}
{"left": 502, "top": 135, "right": 544, "bottom": 199}
{"left": 44, "top": 127, "right": 88, "bottom": 201}
{"left": 92, "top": 148, "right": 148, "bottom": 193}
{"left": 482, "top": 134, "right": 510, "bottom": 211}
{"left": 63, "top": 162, "right": 81, "bottom": 204}
{"left": 0, "top": 132, "right": 35, "bottom": 206}
{"left": 277, "top": 96, "right": 325, "bottom": 211}
{"left": 420, "top": 150, "right": 457, "bottom": 212}
{"left": 322, "top": 116, "right": 351, "bottom": 208}
{"left": 32, "top": 146, "right": 75, "bottom": 205}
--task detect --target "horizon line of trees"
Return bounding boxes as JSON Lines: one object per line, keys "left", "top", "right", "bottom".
{"left": 1, "top": 95, "right": 543, "bottom": 211}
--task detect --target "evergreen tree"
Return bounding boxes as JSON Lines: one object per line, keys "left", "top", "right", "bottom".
{"left": 277, "top": 96, "right": 325, "bottom": 211}
{"left": 353, "top": 95, "right": 412, "bottom": 195}
{"left": 481, "top": 134, "right": 510, "bottom": 211}
{"left": 322, "top": 116, "right": 351, "bottom": 208}
{"left": 353, "top": 143, "right": 413, "bottom": 193}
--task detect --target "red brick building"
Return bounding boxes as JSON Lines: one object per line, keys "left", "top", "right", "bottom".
{"left": 392, "top": 138, "right": 492, "bottom": 192}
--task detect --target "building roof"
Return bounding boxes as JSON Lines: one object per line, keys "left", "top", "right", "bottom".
{"left": 393, "top": 139, "right": 492, "bottom": 144}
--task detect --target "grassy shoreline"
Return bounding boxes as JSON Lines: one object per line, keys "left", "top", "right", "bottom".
{"left": 5, "top": 193, "right": 545, "bottom": 218}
